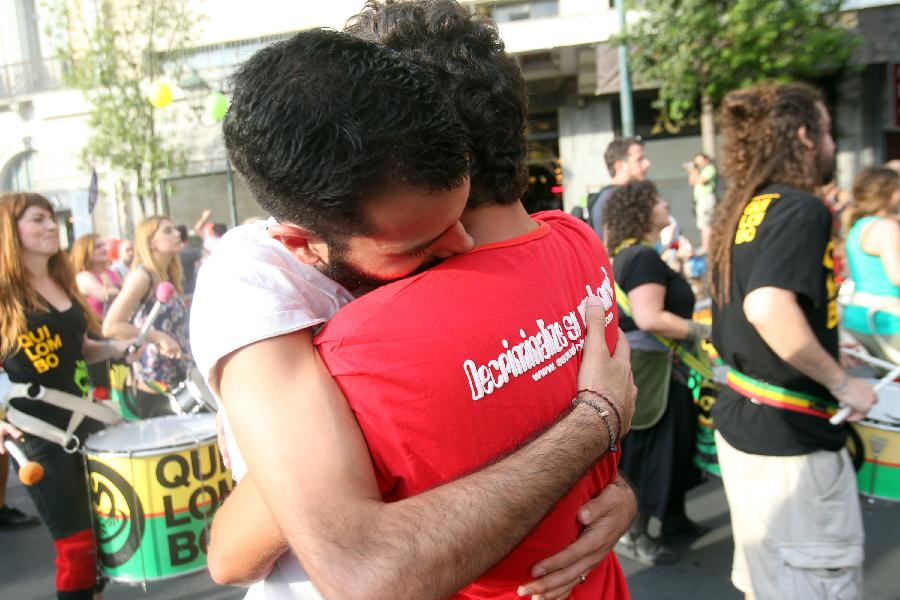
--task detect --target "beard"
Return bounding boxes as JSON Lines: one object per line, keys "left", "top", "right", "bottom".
{"left": 316, "top": 238, "right": 439, "bottom": 296}
{"left": 816, "top": 145, "right": 836, "bottom": 187}
{"left": 316, "top": 248, "right": 393, "bottom": 295}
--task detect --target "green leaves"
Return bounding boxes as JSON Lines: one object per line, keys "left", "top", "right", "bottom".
{"left": 623, "top": 0, "right": 857, "bottom": 127}
{"left": 43, "top": 0, "right": 196, "bottom": 209}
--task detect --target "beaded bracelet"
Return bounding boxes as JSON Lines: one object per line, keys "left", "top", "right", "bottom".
{"left": 577, "top": 389, "right": 623, "bottom": 433}
{"left": 571, "top": 391, "right": 619, "bottom": 453}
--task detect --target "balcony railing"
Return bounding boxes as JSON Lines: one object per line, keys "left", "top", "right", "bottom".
{"left": 0, "top": 58, "right": 66, "bottom": 100}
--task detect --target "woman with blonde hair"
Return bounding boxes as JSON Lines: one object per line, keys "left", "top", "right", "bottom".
{"left": 0, "top": 192, "right": 132, "bottom": 599}
{"left": 103, "top": 216, "right": 189, "bottom": 418}
{"left": 842, "top": 166, "right": 900, "bottom": 362}
{"left": 71, "top": 234, "right": 124, "bottom": 401}
{"left": 70, "top": 234, "right": 121, "bottom": 318}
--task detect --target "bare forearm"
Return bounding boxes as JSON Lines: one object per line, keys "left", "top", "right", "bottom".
{"left": 102, "top": 319, "right": 140, "bottom": 340}
{"left": 298, "top": 405, "right": 610, "bottom": 600}
{"left": 81, "top": 338, "right": 124, "bottom": 364}
{"left": 745, "top": 288, "right": 843, "bottom": 389}
{"left": 208, "top": 476, "right": 289, "bottom": 585}
{"left": 637, "top": 311, "right": 690, "bottom": 340}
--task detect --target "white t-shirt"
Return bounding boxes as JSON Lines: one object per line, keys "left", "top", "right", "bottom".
{"left": 190, "top": 218, "right": 353, "bottom": 600}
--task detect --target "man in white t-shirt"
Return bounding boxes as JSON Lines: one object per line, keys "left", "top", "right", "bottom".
{"left": 193, "top": 218, "right": 354, "bottom": 599}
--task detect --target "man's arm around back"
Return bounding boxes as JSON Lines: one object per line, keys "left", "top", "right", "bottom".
{"left": 218, "top": 298, "right": 635, "bottom": 600}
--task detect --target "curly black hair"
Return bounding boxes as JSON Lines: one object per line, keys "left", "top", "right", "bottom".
{"left": 346, "top": 0, "right": 529, "bottom": 208}
{"left": 602, "top": 181, "right": 659, "bottom": 255}
{"left": 223, "top": 29, "right": 470, "bottom": 237}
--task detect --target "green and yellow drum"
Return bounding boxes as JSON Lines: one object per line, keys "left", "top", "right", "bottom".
{"left": 850, "top": 381, "right": 900, "bottom": 502}
{"left": 691, "top": 299, "right": 723, "bottom": 477}
{"left": 83, "top": 414, "right": 233, "bottom": 583}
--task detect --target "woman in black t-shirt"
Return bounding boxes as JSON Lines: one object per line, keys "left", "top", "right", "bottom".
{"left": 603, "top": 181, "right": 710, "bottom": 566}
{"left": 0, "top": 192, "right": 133, "bottom": 600}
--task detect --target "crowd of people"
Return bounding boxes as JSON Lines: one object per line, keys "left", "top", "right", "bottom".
{"left": 0, "top": 1, "right": 898, "bottom": 600}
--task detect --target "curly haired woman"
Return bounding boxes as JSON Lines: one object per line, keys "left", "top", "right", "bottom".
{"left": 603, "top": 180, "right": 709, "bottom": 565}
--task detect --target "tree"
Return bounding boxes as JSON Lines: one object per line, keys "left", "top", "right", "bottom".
{"left": 623, "top": 0, "right": 858, "bottom": 156}
{"left": 44, "top": 0, "right": 198, "bottom": 223}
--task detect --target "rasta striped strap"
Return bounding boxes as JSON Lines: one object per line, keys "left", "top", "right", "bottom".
{"left": 725, "top": 369, "right": 838, "bottom": 420}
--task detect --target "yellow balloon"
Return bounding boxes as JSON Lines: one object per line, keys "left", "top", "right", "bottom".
{"left": 147, "top": 82, "right": 173, "bottom": 108}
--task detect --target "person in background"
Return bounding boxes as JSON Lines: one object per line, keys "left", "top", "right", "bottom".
{"left": 103, "top": 217, "right": 190, "bottom": 418}
{"left": 587, "top": 137, "right": 651, "bottom": 240}
{"left": 70, "top": 234, "right": 123, "bottom": 399}
{"left": 193, "top": 209, "right": 227, "bottom": 258}
{"left": 841, "top": 166, "right": 900, "bottom": 363}
{"left": 0, "top": 192, "right": 132, "bottom": 599}
{"left": 109, "top": 238, "right": 134, "bottom": 282}
{"left": 687, "top": 153, "right": 718, "bottom": 255}
{"left": 709, "top": 82, "right": 875, "bottom": 600}
{"left": 177, "top": 225, "right": 202, "bottom": 298}
{"left": 603, "top": 181, "right": 709, "bottom": 565}
{"left": 70, "top": 234, "right": 121, "bottom": 318}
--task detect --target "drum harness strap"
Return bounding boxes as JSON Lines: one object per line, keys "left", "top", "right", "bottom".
{"left": 3, "top": 384, "right": 122, "bottom": 453}
{"left": 724, "top": 369, "right": 839, "bottom": 420}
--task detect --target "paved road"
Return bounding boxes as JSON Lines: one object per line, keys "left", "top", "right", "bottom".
{"left": 2, "top": 465, "right": 898, "bottom": 599}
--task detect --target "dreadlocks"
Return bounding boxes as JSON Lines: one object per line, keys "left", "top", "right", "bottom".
{"left": 709, "top": 82, "right": 828, "bottom": 304}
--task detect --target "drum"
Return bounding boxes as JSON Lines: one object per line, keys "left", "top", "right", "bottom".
{"left": 109, "top": 362, "right": 140, "bottom": 421}
{"left": 850, "top": 381, "right": 900, "bottom": 502}
{"left": 83, "top": 414, "right": 233, "bottom": 583}
{"left": 167, "top": 368, "right": 218, "bottom": 415}
{"left": 691, "top": 299, "right": 723, "bottom": 477}
{"left": 693, "top": 380, "right": 721, "bottom": 477}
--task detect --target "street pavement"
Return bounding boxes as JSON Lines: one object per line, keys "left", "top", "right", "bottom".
{"left": 2, "top": 465, "right": 898, "bottom": 599}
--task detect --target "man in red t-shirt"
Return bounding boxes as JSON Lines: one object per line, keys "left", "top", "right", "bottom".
{"left": 316, "top": 211, "right": 627, "bottom": 598}
{"left": 326, "top": 2, "right": 629, "bottom": 597}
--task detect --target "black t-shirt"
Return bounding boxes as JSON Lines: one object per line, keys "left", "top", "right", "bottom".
{"left": 711, "top": 184, "right": 842, "bottom": 455}
{"left": 3, "top": 300, "right": 95, "bottom": 431}
{"left": 614, "top": 243, "right": 695, "bottom": 329}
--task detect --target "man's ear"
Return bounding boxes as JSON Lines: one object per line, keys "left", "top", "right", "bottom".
{"left": 797, "top": 125, "right": 815, "bottom": 151}
{"left": 267, "top": 222, "right": 325, "bottom": 265}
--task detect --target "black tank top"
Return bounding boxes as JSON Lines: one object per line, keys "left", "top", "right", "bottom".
{"left": 3, "top": 299, "right": 94, "bottom": 430}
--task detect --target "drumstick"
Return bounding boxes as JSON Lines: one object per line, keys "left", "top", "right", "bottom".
{"left": 829, "top": 363, "right": 900, "bottom": 425}
{"left": 841, "top": 347, "right": 897, "bottom": 372}
{"left": 3, "top": 440, "right": 44, "bottom": 486}
{"left": 132, "top": 281, "right": 177, "bottom": 348}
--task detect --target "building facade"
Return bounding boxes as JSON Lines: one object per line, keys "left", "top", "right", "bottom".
{"left": 2, "top": 0, "right": 898, "bottom": 244}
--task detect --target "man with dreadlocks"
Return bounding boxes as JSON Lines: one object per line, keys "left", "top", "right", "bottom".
{"left": 708, "top": 82, "right": 876, "bottom": 600}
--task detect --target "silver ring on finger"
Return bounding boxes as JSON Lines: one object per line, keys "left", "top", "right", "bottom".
{"left": 579, "top": 574, "right": 586, "bottom": 584}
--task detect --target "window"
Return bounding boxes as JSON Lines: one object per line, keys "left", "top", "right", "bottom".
{"left": 489, "top": 0, "right": 558, "bottom": 22}
{"left": 1, "top": 150, "right": 34, "bottom": 191}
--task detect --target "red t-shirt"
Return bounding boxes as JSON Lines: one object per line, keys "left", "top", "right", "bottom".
{"left": 316, "top": 212, "right": 627, "bottom": 599}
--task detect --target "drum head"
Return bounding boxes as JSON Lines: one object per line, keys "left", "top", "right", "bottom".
{"left": 866, "top": 380, "right": 900, "bottom": 426}
{"left": 83, "top": 414, "right": 216, "bottom": 454}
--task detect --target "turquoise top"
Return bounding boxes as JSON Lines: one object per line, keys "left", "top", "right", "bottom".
{"left": 843, "top": 216, "right": 900, "bottom": 334}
